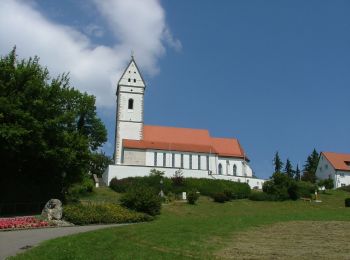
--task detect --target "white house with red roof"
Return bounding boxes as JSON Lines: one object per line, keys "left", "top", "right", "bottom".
{"left": 316, "top": 152, "right": 350, "bottom": 188}
{"left": 103, "top": 57, "right": 265, "bottom": 189}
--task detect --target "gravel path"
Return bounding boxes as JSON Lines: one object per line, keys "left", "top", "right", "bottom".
{"left": 0, "top": 224, "right": 128, "bottom": 259}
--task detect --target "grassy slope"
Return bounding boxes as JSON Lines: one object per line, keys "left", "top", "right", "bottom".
{"left": 78, "top": 187, "right": 121, "bottom": 204}
{"left": 12, "top": 190, "right": 350, "bottom": 259}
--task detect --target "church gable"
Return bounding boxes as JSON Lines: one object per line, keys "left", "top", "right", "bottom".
{"left": 118, "top": 59, "right": 145, "bottom": 89}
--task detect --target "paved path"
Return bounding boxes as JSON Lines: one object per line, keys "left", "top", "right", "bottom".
{"left": 0, "top": 224, "right": 128, "bottom": 259}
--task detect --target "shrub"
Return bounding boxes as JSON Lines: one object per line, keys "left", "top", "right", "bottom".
{"left": 187, "top": 190, "right": 199, "bottom": 205}
{"left": 318, "top": 178, "right": 334, "bottom": 190}
{"left": 171, "top": 169, "right": 185, "bottom": 188}
{"left": 66, "top": 176, "right": 95, "bottom": 202}
{"left": 249, "top": 192, "right": 277, "bottom": 201}
{"left": 110, "top": 176, "right": 251, "bottom": 200}
{"left": 345, "top": 198, "right": 350, "bottom": 207}
{"left": 183, "top": 178, "right": 251, "bottom": 198}
{"left": 110, "top": 176, "right": 172, "bottom": 194}
{"left": 297, "top": 181, "right": 317, "bottom": 198}
{"left": 339, "top": 185, "right": 350, "bottom": 193}
{"left": 63, "top": 203, "right": 152, "bottom": 225}
{"left": 263, "top": 173, "right": 316, "bottom": 201}
{"left": 120, "top": 186, "right": 162, "bottom": 216}
{"left": 212, "top": 192, "right": 229, "bottom": 203}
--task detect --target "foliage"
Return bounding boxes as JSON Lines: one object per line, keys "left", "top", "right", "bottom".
{"left": 263, "top": 173, "right": 316, "bottom": 200}
{"left": 110, "top": 176, "right": 251, "bottom": 199}
{"left": 109, "top": 176, "right": 172, "bottom": 194}
{"left": 345, "top": 198, "right": 350, "bottom": 207}
{"left": 149, "top": 169, "right": 165, "bottom": 177}
{"left": 0, "top": 48, "right": 107, "bottom": 204}
{"left": 187, "top": 190, "right": 199, "bottom": 205}
{"left": 89, "top": 152, "right": 113, "bottom": 177}
{"left": 318, "top": 178, "right": 334, "bottom": 190}
{"left": 120, "top": 186, "right": 162, "bottom": 216}
{"left": 338, "top": 185, "right": 350, "bottom": 193}
{"left": 65, "top": 176, "right": 94, "bottom": 202}
{"left": 273, "top": 152, "right": 284, "bottom": 173}
{"left": 183, "top": 178, "right": 251, "bottom": 198}
{"left": 296, "top": 181, "right": 317, "bottom": 198}
{"left": 294, "top": 164, "right": 301, "bottom": 181}
{"left": 263, "top": 173, "right": 291, "bottom": 200}
{"left": 63, "top": 203, "right": 152, "bottom": 225}
{"left": 249, "top": 192, "right": 277, "bottom": 201}
{"left": 302, "top": 149, "right": 319, "bottom": 183}
{"left": 212, "top": 192, "right": 229, "bottom": 203}
{"left": 284, "top": 159, "right": 294, "bottom": 179}
{"left": 171, "top": 169, "right": 185, "bottom": 189}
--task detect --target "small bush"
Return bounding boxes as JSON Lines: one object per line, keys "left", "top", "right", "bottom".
{"left": 187, "top": 190, "right": 199, "bottom": 205}
{"left": 66, "top": 176, "right": 95, "bottom": 202}
{"left": 63, "top": 203, "right": 152, "bottom": 225}
{"left": 345, "top": 198, "right": 350, "bottom": 207}
{"left": 338, "top": 185, "right": 350, "bottom": 193}
{"left": 212, "top": 192, "right": 229, "bottom": 203}
{"left": 297, "top": 181, "right": 317, "bottom": 198}
{"left": 249, "top": 192, "right": 277, "bottom": 201}
{"left": 120, "top": 186, "right": 162, "bottom": 216}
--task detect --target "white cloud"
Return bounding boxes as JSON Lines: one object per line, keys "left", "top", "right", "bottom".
{"left": 0, "top": 0, "right": 181, "bottom": 107}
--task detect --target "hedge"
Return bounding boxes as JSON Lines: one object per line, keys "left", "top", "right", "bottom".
{"left": 63, "top": 203, "right": 152, "bottom": 225}
{"left": 110, "top": 176, "right": 251, "bottom": 199}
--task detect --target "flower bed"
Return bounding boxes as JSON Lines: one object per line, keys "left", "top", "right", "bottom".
{"left": 0, "top": 216, "right": 50, "bottom": 230}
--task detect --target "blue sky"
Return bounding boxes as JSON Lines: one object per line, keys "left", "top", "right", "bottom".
{"left": 1, "top": 0, "right": 349, "bottom": 179}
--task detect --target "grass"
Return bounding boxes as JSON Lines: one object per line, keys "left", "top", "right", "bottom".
{"left": 78, "top": 187, "right": 121, "bottom": 204}
{"left": 11, "top": 190, "right": 350, "bottom": 259}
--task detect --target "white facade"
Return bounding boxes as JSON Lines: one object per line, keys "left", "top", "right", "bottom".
{"left": 316, "top": 153, "right": 350, "bottom": 188}
{"left": 106, "top": 57, "right": 266, "bottom": 189}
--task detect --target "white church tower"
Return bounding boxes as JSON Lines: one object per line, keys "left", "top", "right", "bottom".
{"left": 114, "top": 56, "right": 145, "bottom": 164}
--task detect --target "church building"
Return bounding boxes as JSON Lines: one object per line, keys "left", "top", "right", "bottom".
{"left": 103, "top": 57, "right": 265, "bottom": 189}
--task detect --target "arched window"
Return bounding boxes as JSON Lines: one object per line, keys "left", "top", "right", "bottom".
{"left": 128, "top": 98, "right": 134, "bottom": 109}
{"left": 233, "top": 164, "right": 237, "bottom": 176}
{"left": 218, "top": 163, "right": 222, "bottom": 175}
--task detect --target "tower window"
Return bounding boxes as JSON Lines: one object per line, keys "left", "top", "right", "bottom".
{"left": 133, "top": 79, "right": 136, "bottom": 83}
{"left": 128, "top": 99, "right": 134, "bottom": 109}
{"left": 128, "top": 78, "right": 131, "bottom": 82}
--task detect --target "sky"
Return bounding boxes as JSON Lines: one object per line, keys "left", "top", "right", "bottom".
{"left": 1, "top": 0, "right": 349, "bottom": 179}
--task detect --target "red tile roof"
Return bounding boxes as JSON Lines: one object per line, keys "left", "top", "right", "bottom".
{"left": 322, "top": 152, "right": 350, "bottom": 172}
{"left": 123, "top": 125, "right": 246, "bottom": 159}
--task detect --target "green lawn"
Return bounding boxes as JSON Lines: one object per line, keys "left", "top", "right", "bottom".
{"left": 12, "top": 190, "right": 350, "bottom": 259}
{"left": 78, "top": 187, "right": 121, "bottom": 204}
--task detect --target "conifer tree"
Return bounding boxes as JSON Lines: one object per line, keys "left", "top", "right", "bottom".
{"left": 302, "top": 149, "right": 319, "bottom": 183}
{"left": 294, "top": 164, "right": 301, "bottom": 181}
{"left": 284, "top": 159, "right": 294, "bottom": 178}
{"left": 273, "top": 152, "right": 284, "bottom": 174}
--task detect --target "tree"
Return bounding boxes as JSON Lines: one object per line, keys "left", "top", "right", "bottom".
{"left": 294, "top": 164, "right": 301, "bottom": 181}
{"left": 273, "top": 152, "right": 284, "bottom": 174}
{"left": 89, "top": 152, "right": 113, "bottom": 177}
{"left": 302, "top": 149, "right": 319, "bottom": 183}
{"left": 284, "top": 159, "right": 294, "bottom": 178}
{"left": 0, "top": 48, "right": 107, "bottom": 204}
